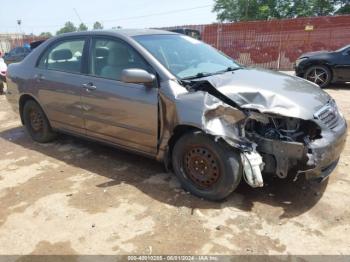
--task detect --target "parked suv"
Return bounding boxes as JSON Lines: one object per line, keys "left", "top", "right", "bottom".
{"left": 6, "top": 30, "right": 347, "bottom": 200}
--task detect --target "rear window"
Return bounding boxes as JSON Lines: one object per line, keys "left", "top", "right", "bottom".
{"left": 38, "top": 39, "right": 85, "bottom": 74}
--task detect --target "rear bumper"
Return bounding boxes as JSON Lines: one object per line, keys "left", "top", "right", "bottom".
{"left": 4, "top": 79, "right": 20, "bottom": 114}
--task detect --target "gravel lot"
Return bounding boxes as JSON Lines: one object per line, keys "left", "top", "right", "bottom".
{"left": 0, "top": 81, "right": 349, "bottom": 255}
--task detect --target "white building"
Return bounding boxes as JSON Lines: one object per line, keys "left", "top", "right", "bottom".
{"left": 0, "top": 33, "right": 25, "bottom": 53}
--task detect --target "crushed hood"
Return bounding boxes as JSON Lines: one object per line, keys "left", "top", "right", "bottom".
{"left": 201, "top": 68, "right": 331, "bottom": 120}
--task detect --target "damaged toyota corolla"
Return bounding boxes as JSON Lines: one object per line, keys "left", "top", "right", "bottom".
{"left": 5, "top": 30, "right": 347, "bottom": 201}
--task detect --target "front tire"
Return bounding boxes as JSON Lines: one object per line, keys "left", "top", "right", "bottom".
{"left": 23, "top": 100, "right": 56, "bottom": 143}
{"left": 172, "top": 131, "right": 242, "bottom": 201}
{"left": 305, "top": 65, "right": 332, "bottom": 88}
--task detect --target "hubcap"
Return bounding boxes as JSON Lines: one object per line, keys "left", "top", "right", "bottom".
{"left": 306, "top": 68, "right": 329, "bottom": 86}
{"left": 183, "top": 146, "right": 220, "bottom": 189}
{"left": 29, "top": 109, "right": 44, "bottom": 131}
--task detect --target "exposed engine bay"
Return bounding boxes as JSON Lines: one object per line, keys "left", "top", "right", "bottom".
{"left": 243, "top": 115, "right": 322, "bottom": 186}
{"left": 245, "top": 116, "right": 321, "bottom": 144}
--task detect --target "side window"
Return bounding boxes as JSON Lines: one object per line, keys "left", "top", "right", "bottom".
{"left": 89, "top": 38, "right": 151, "bottom": 81}
{"left": 38, "top": 39, "right": 85, "bottom": 74}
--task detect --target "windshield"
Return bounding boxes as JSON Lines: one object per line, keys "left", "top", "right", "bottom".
{"left": 133, "top": 34, "right": 240, "bottom": 79}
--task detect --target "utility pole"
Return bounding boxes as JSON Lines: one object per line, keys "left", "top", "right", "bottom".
{"left": 17, "top": 19, "right": 24, "bottom": 46}
{"left": 17, "top": 19, "right": 22, "bottom": 34}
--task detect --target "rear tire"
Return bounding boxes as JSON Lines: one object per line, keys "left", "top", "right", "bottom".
{"left": 304, "top": 65, "right": 332, "bottom": 88}
{"left": 23, "top": 100, "right": 56, "bottom": 143}
{"left": 172, "top": 131, "right": 242, "bottom": 201}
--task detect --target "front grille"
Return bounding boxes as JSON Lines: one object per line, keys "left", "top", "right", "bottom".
{"left": 314, "top": 101, "right": 340, "bottom": 129}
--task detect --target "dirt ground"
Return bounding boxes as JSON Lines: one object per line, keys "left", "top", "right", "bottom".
{"left": 0, "top": 82, "right": 349, "bottom": 256}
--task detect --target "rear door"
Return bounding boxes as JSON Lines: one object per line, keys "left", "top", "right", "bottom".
{"left": 34, "top": 37, "right": 88, "bottom": 133}
{"left": 80, "top": 36, "right": 159, "bottom": 155}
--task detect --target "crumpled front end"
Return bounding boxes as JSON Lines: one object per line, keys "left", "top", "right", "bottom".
{"left": 243, "top": 101, "right": 347, "bottom": 184}
{"left": 167, "top": 77, "right": 347, "bottom": 188}
{"left": 202, "top": 101, "right": 347, "bottom": 186}
{"left": 304, "top": 102, "right": 347, "bottom": 181}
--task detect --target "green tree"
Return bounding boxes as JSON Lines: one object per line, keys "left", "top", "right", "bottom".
{"left": 287, "top": 0, "right": 313, "bottom": 17}
{"left": 213, "top": 0, "right": 259, "bottom": 22}
{"left": 213, "top": 0, "right": 296, "bottom": 21}
{"left": 39, "top": 32, "right": 53, "bottom": 38}
{"left": 56, "top": 21, "right": 77, "bottom": 35}
{"left": 213, "top": 0, "right": 340, "bottom": 21}
{"left": 336, "top": 4, "right": 350, "bottom": 14}
{"left": 310, "top": 0, "right": 335, "bottom": 16}
{"left": 93, "top": 21, "right": 104, "bottom": 30}
{"left": 287, "top": 0, "right": 337, "bottom": 17}
{"left": 78, "top": 23, "right": 88, "bottom": 31}
{"left": 335, "top": 0, "right": 350, "bottom": 14}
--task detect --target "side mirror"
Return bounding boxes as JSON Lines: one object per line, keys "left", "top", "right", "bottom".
{"left": 121, "top": 69, "right": 155, "bottom": 85}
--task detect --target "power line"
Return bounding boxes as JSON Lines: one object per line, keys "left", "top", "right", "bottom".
{"left": 73, "top": 8, "right": 84, "bottom": 24}
{"left": 100, "top": 4, "right": 213, "bottom": 23}
{"left": 2, "top": 4, "right": 213, "bottom": 30}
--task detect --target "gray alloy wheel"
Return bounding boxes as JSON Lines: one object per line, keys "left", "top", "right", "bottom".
{"left": 305, "top": 65, "right": 332, "bottom": 88}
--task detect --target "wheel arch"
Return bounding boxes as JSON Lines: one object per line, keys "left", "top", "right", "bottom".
{"left": 304, "top": 61, "right": 334, "bottom": 78}
{"left": 164, "top": 124, "right": 202, "bottom": 169}
{"left": 19, "top": 94, "right": 47, "bottom": 125}
{"left": 168, "top": 124, "right": 202, "bottom": 156}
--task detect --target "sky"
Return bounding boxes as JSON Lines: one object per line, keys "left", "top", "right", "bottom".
{"left": 0, "top": 0, "right": 217, "bottom": 35}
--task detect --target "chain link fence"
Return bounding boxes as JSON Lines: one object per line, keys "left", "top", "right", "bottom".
{"left": 165, "top": 15, "right": 350, "bottom": 70}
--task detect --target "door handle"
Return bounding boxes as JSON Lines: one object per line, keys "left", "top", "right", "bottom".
{"left": 34, "top": 74, "right": 45, "bottom": 82}
{"left": 83, "top": 82, "right": 97, "bottom": 91}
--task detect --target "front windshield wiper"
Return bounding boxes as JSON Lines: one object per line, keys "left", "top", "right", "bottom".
{"left": 218, "top": 66, "right": 244, "bottom": 73}
{"left": 181, "top": 66, "right": 244, "bottom": 81}
{"left": 181, "top": 72, "right": 213, "bottom": 81}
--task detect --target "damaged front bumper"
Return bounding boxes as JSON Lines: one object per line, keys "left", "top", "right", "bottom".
{"left": 305, "top": 119, "right": 347, "bottom": 181}
{"left": 252, "top": 117, "right": 347, "bottom": 182}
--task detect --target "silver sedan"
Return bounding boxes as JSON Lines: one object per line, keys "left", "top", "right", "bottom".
{"left": 5, "top": 29, "right": 347, "bottom": 201}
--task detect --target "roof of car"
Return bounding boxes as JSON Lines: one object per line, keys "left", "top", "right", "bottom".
{"left": 56, "top": 29, "right": 176, "bottom": 38}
